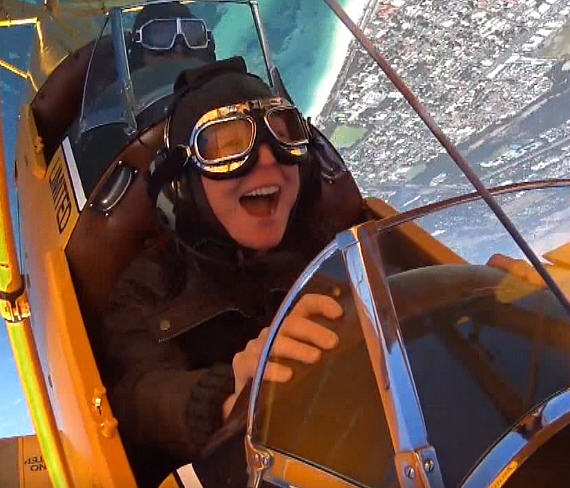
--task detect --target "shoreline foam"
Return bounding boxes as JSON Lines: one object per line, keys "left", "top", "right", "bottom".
{"left": 307, "top": 0, "right": 368, "bottom": 118}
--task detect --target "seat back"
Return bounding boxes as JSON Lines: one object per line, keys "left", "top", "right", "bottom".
{"left": 32, "top": 41, "right": 94, "bottom": 163}
{"left": 66, "top": 122, "right": 166, "bottom": 323}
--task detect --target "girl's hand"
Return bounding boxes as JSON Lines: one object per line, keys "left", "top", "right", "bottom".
{"left": 223, "top": 293, "right": 342, "bottom": 419}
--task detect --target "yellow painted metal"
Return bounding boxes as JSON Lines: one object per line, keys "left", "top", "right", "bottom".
{"left": 16, "top": 106, "right": 137, "bottom": 486}
{"left": 1, "top": 2, "right": 100, "bottom": 102}
{"left": 545, "top": 242, "right": 570, "bottom": 269}
{"left": 159, "top": 473, "right": 182, "bottom": 488}
{"left": 0, "top": 177, "right": 20, "bottom": 297}
{"left": 18, "top": 435, "right": 52, "bottom": 487}
{"left": 0, "top": 17, "right": 38, "bottom": 28}
{"left": 0, "top": 58, "right": 29, "bottom": 79}
{"left": 1, "top": 89, "right": 71, "bottom": 487}
{"left": 365, "top": 197, "right": 467, "bottom": 265}
{"left": 7, "top": 325, "right": 70, "bottom": 487}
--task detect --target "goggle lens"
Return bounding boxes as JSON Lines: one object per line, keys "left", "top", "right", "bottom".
{"left": 266, "top": 107, "right": 307, "bottom": 145}
{"left": 142, "top": 19, "right": 177, "bottom": 49}
{"left": 181, "top": 99, "right": 309, "bottom": 178}
{"left": 180, "top": 19, "right": 208, "bottom": 47}
{"left": 197, "top": 118, "right": 254, "bottom": 162}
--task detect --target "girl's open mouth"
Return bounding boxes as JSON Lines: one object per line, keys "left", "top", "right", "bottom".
{"left": 239, "top": 185, "right": 281, "bottom": 218}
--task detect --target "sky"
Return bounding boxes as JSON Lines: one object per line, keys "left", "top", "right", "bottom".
{"left": 0, "top": 24, "right": 34, "bottom": 438}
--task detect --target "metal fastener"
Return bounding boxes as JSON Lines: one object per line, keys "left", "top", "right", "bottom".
{"left": 93, "top": 397, "right": 103, "bottom": 415}
{"left": 159, "top": 319, "right": 171, "bottom": 331}
{"left": 100, "top": 417, "right": 118, "bottom": 438}
{"left": 405, "top": 466, "right": 416, "bottom": 479}
{"left": 423, "top": 458, "right": 435, "bottom": 473}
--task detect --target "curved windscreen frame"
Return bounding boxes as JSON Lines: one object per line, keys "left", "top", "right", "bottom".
{"left": 246, "top": 232, "right": 443, "bottom": 487}
{"left": 79, "top": 0, "right": 277, "bottom": 136}
{"left": 462, "top": 388, "right": 570, "bottom": 488}
{"left": 79, "top": 9, "right": 135, "bottom": 136}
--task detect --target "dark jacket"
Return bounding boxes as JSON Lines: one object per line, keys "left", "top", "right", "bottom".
{"left": 100, "top": 236, "right": 313, "bottom": 487}
{"left": 101, "top": 146, "right": 366, "bottom": 485}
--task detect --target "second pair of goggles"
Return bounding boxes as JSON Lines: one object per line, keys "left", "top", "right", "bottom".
{"left": 134, "top": 17, "right": 210, "bottom": 50}
{"left": 172, "top": 97, "right": 310, "bottom": 179}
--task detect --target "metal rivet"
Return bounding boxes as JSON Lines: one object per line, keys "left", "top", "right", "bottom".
{"left": 405, "top": 466, "right": 416, "bottom": 479}
{"left": 100, "top": 417, "right": 118, "bottom": 438}
{"left": 423, "top": 458, "right": 435, "bottom": 473}
{"left": 159, "top": 319, "right": 171, "bottom": 331}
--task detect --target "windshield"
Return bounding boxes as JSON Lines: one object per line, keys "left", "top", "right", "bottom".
{"left": 310, "top": 2, "right": 570, "bottom": 209}
{"left": 249, "top": 184, "right": 570, "bottom": 487}
{"left": 252, "top": 245, "right": 397, "bottom": 488}
{"left": 379, "top": 185, "right": 570, "bottom": 484}
{"left": 411, "top": 184, "right": 570, "bottom": 266}
{"left": 80, "top": 0, "right": 270, "bottom": 134}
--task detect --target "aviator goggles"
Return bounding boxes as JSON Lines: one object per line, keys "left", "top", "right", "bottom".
{"left": 134, "top": 17, "right": 210, "bottom": 51}
{"left": 170, "top": 97, "right": 310, "bottom": 179}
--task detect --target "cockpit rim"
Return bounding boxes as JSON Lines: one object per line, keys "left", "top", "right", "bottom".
{"left": 376, "top": 178, "right": 570, "bottom": 233}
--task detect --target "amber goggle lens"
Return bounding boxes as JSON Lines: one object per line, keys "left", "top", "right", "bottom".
{"left": 196, "top": 118, "right": 254, "bottom": 162}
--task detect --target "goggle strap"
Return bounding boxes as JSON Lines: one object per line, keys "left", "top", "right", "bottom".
{"left": 147, "top": 146, "right": 188, "bottom": 204}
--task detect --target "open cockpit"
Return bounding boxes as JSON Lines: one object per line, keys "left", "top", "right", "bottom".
{"left": 3, "top": 0, "right": 570, "bottom": 486}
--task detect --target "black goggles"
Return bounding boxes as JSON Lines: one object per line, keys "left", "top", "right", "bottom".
{"left": 169, "top": 97, "right": 310, "bottom": 179}
{"left": 134, "top": 17, "right": 209, "bottom": 51}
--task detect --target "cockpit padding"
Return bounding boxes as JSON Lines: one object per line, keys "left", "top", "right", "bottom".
{"left": 31, "top": 41, "right": 94, "bottom": 164}
{"left": 66, "top": 122, "right": 165, "bottom": 331}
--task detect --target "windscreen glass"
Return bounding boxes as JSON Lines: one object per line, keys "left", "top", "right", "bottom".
{"left": 252, "top": 246, "right": 397, "bottom": 488}
{"left": 80, "top": 1, "right": 270, "bottom": 134}
{"left": 378, "top": 185, "right": 570, "bottom": 485}
{"left": 80, "top": 15, "right": 127, "bottom": 134}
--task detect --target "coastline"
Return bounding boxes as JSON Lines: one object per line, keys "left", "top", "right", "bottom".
{"left": 312, "top": 0, "right": 380, "bottom": 126}
{"left": 307, "top": 0, "right": 371, "bottom": 118}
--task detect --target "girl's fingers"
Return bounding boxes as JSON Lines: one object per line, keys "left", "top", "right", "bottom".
{"left": 271, "top": 335, "right": 322, "bottom": 363}
{"left": 291, "top": 293, "right": 343, "bottom": 320}
{"left": 262, "top": 361, "right": 293, "bottom": 383}
{"left": 282, "top": 315, "right": 339, "bottom": 349}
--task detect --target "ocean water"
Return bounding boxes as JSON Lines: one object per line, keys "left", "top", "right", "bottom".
{"left": 257, "top": 0, "right": 366, "bottom": 117}
{"left": 0, "top": 1, "right": 366, "bottom": 438}
{"left": 195, "top": 0, "right": 366, "bottom": 116}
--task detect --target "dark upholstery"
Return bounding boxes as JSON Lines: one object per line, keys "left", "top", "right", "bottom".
{"left": 31, "top": 41, "right": 94, "bottom": 163}
{"left": 66, "top": 122, "right": 166, "bottom": 321}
